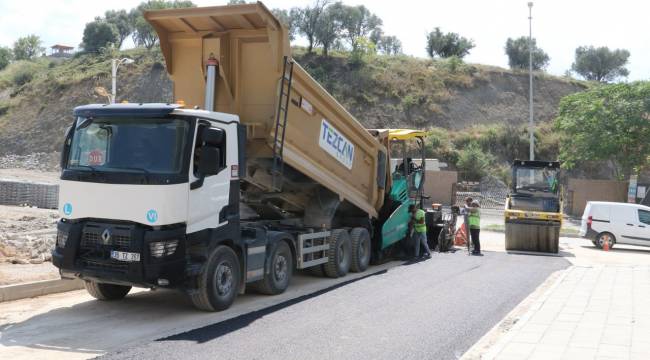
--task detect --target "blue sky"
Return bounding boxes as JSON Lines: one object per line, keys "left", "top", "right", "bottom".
{"left": 0, "top": 0, "right": 647, "bottom": 80}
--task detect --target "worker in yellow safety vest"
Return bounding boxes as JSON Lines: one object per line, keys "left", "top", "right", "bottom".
{"left": 468, "top": 200, "right": 482, "bottom": 256}
{"left": 409, "top": 204, "right": 431, "bottom": 259}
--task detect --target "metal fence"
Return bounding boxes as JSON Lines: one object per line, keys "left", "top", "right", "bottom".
{"left": 454, "top": 176, "right": 509, "bottom": 210}
{"left": 0, "top": 180, "right": 59, "bottom": 209}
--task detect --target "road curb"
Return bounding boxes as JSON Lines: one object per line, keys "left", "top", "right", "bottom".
{"left": 0, "top": 278, "right": 84, "bottom": 302}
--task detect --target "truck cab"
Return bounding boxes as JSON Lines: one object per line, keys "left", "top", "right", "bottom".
{"left": 54, "top": 104, "right": 253, "bottom": 310}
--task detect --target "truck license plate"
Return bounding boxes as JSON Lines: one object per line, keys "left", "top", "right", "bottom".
{"left": 111, "top": 250, "right": 140, "bottom": 262}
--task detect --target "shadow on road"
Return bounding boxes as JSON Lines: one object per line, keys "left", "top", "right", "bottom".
{"left": 160, "top": 269, "right": 388, "bottom": 344}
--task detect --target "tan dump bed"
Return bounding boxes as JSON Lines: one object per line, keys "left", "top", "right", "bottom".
{"left": 145, "top": 2, "right": 386, "bottom": 217}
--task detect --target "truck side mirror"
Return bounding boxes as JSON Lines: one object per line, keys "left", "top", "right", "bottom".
{"left": 60, "top": 126, "right": 73, "bottom": 169}
{"left": 202, "top": 128, "right": 224, "bottom": 147}
{"left": 198, "top": 146, "right": 222, "bottom": 176}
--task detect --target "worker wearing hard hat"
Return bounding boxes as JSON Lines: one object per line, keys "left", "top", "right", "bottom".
{"left": 468, "top": 200, "right": 482, "bottom": 256}
{"left": 409, "top": 204, "right": 431, "bottom": 259}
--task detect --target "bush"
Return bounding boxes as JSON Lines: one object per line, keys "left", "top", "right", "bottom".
{"left": 0, "top": 60, "right": 49, "bottom": 88}
{"left": 456, "top": 142, "right": 494, "bottom": 181}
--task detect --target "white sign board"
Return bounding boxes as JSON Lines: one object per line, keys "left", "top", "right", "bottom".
{"left": 319, "top": 119, "right": 355, "bottom": 170}
{"left": 637, "top": 186, "right": 646, "bottom": 199}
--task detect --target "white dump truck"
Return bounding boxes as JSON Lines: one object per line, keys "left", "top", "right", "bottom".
{"left": 53, "top": 2, "right": 427, "bottom": 311}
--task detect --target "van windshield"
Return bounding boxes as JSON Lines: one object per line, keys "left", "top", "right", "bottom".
{"left": 67, "top": 116, "right": 190, "bottom": 175}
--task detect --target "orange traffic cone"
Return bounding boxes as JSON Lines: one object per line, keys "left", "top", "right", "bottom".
{"left": 603, "top": 240, "right": 609, "bottom": 252}
{"left": 454, "top": 223, "right": 467, "bottom": 246}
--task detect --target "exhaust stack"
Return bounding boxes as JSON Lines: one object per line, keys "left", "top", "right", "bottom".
{"left": 204, "top": 54, "right": 219, "bottom": 111}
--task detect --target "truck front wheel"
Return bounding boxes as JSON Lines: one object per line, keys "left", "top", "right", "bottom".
{"left": 324, "top": 229, "right": 351, "bottom": 278}
{"left": 84, "top": 281, "right": 131, "bottom": 301}
{"left": 350, "top": 227, "right": 371, "bottom": 273}
{"left": 190, "top": 245, "right": 241, "bottom": 312}
{"left": 253, "top": 240, "right": 293, "bottom": 295}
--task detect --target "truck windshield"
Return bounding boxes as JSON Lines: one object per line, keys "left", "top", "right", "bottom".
{"left": 515, "top": 167, "right": 559, "bottom": 193}
{"left": 67, "top": 117, "right": 189, "bottom": 174}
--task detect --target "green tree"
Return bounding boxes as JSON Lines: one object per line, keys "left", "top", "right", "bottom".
{"left": 314, "top": 2, "right": 344, "bottom": 56}
{"left": 0, "top": 46, "right": 12, "bottom": 71}
{"left": 377, "top": 35, "right": 402, "bottom": 55}
{"left": 293, "top": 0, "right": 330, "bottom": 54}
{"left": 12, "top": 35, "right": 44, "bottom": 60}
{"left": 426, "top": 28, "right": 474, "bottom": 59}
{"left": 338, "top": 4, "right": 382, "bottom": 51}
{"left": 349, "top": 36, "right": 375, "bottom": 66}
{"left": 81, "top": 20, "right": 119, "bottom": 53}
{"left": 271, "top": 8, "right": 297, "bottom": 41}
{"left": 571, "top": 46, "right": 630, "bottom": 82}
{"left": 555, "top": 82, "right": 650, "bottom": 179}
{"left": 130, "top": 1, "right": 196, "bottom": 49}
{"left": 103, "top": 10, "right": 132, "bottom": 48}
{"left": 456, "top": 142, "right": 493, "bottom": 181}
{"left": 504, "top": 36, "right": 549, "bottom": 70}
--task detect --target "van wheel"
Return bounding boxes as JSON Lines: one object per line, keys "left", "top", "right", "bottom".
{"left": 253, "top": 241, "right": 293, "bottom": 295}
{"left": 324, "top": 229, "right": 351, "bottom": 278}
{"left": 350, "top": 227, "right": 371, "bottom": 273}
{"left": 190, "top": 245, "right": 240, "bottom": 312}
{"left": 84, "top": 281, "right": 131, "bottom": 300}
{"left": 596, "top": 232, "right": 615, "bottom": 249}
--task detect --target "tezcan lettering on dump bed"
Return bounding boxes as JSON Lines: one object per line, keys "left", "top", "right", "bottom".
{"left": 319, "top": 119, "right": 355, "bottom": 170}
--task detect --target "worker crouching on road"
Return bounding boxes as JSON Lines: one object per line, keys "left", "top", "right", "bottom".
{"left": 409, "top": 204, "right": 431, "bottom": 259}
{"left": 468, "top": 200, "right": 482, "bottom": 256}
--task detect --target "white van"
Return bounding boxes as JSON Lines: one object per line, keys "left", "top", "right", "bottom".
{"left": 580, "top": 201, "right": 650, "bottom": 249}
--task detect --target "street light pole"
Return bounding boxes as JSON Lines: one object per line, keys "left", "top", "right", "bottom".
{"left": 111, "top": 58, "right": 134, "bottom": 104}
{"left": 528, "top": 2, "right": 534, "bottom": 160}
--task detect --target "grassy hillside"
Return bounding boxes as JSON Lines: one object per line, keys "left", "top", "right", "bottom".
{"left": 0, "top": 47, "right": 587, "bottom": 179}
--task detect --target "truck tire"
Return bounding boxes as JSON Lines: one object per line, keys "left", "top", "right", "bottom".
{"left": 324, "top": 229, "right": 351, "bottom": 278}
{"left": 190, "top": 245, "right": 241, "bottom": 312}
{"left": 253, "top": 241, "right": 293, "bottom": 295}
{"left": 350, "top": 227, "right": 371, "bottom": 273}
{"left": 84, "top": 281, "right": 131, "bottom": 301}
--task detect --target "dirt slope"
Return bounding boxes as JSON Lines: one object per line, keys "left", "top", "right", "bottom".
{"left": 0, "top": 49, "right": 586, "bottom": 156}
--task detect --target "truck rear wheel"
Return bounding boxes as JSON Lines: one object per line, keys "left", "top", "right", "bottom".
{"left": 84, "top": 281, "right": 131, "bottom": 301}
{"left": 253, "top": 240, "right": 293, "bottom": 295}
{"left": 324, "top": 229, "right": 351, "bottom": 278}
{"left": 350, "top": 227, "right": 371, "bottom": 273}
{"left": 190, "top": 245, "right": 241, "bottom": 312}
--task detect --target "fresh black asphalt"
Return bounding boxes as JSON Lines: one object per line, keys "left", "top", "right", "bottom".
{"left": 101, "top": 249, "right": 569, "bottom": 360}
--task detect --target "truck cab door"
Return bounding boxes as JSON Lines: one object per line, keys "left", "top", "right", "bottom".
{"left": 187, "top": 122, "right": 232, "bottom": 234}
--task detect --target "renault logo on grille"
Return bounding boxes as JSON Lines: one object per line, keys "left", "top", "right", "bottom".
{"left": 101, "top": 229, "right": 112, "bottom": 244}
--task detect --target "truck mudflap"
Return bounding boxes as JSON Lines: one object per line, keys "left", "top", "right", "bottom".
{"left": 52, "top": 219, "right": 187, "bottom": 287}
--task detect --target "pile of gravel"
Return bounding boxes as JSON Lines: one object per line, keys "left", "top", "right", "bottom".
{"left": 0, "top": 232, "right": 57, "bottom": 264}
{"left": 0, "top": 152, "right": 61, "bottom": 172}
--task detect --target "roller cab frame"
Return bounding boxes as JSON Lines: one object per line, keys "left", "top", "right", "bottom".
{"left": 504, "top": 160, "right": 562, "bottom": 253}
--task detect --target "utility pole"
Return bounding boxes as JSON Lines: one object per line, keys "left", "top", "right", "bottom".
{"left": 111, "top": 58, "right": 135, "bottom": 104}
{"left": 528, "top": 2, "right": 534, "bottom": 160}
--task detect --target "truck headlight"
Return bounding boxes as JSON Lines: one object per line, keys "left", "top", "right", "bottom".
{"left": 57, "top": 230, "right": 69, "bottom": 248}
{"left": 149, "top": 240, "right": 179, "bottom": 258}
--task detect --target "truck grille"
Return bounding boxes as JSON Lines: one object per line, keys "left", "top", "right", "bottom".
{"left": 80, "top": 224, "right": 133, "bottom": 249}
